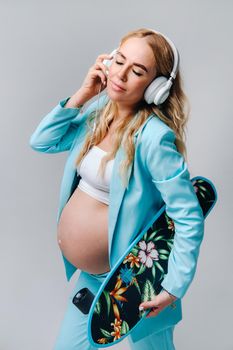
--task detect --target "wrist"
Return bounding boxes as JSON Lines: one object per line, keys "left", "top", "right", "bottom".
{"left": 162, "top": 288, "right": 177, "bottom": 302}
{"left": 75, "top": 102, "right": 84, "bottom": 108}
{"left": 74, "top": 88, "right": 91, "bottom": 105}
{"left": 64, "top": 95, "right": 86, "bottom": 109}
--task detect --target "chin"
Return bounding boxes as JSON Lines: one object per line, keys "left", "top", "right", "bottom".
{"left": 106, "top": 87, "right": 125, "bottom": 101}
{"left": 105, "top": 90, "right": 120, "bottom": 102}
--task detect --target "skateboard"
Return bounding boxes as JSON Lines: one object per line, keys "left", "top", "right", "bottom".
{"left": 72, "top": 176, "right": 217, "bottom": 347}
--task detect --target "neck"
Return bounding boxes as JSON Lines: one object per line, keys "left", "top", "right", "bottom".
{"left": 115, "top": 102, "right": 138, "bottom": 121}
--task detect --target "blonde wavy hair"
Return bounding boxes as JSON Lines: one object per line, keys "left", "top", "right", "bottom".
{"left": 75, "top": 28, "right": 190, "bottom": 189}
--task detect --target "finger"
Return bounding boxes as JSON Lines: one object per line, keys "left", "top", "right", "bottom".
{"left": 94, "top": 70, "right": 107, "bottom": 85}
{"left": 94, "top": 62, "right": 109, "bottom": 77}
{"left": 90, "top": 66, "right": 107, "bottom": 84}
{"left": 96, "top": 54, "right": 114, "bottom": 63}
{"left": 139, "top": 298, "right": 158, "bottom": 310}
{"left": 145, "top": 307, "right": 161, "bottom": 318}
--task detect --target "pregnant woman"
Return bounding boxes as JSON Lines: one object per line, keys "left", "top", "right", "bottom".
{"left": 29, "top": 28, "right": 204, "bottom": 350}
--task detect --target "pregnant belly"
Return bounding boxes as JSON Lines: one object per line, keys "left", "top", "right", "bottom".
{"left": 57, "top": 187, "right": 110, "bottom": 274}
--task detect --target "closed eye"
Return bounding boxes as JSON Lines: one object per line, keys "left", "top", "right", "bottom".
{"left": 115, "top": 61, "right": 143, "bottom": 76}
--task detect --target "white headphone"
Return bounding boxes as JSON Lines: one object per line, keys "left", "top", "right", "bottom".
{"left": 103, "top": 28, "right": 180, "bottom": 106}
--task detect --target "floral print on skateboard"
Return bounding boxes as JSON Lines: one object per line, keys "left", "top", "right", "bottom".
{"left": 87, "top": 176, "right": 217, "bottom": 347}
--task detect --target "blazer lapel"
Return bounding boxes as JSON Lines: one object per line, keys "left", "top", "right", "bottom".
{"left": 108, "top": 114, "right": 154, "bottom": 259}
{"left": 108, "top": 143, "right": 130, "bottom": 258}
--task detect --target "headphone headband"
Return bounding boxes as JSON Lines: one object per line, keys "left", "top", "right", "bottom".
{"left": 147, "top": 28, "right": 180, "bottom": 81}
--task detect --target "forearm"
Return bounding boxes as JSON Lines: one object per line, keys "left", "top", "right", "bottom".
{"left": 145, "top": 129, "right": 205, "bottom": 299}
{"left": 159, "top": 166, "right": 205, "bottom": 299}
{"left": 29, "top": 96, "right": 83, "bottom": 153}
{"left": 29, "top": 93, "right": 109, "bottom": 154}
{"left": 64, "top": 89, "right": 90, "bottom": 109}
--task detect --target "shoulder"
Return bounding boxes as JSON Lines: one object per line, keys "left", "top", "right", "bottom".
{"left": 139, "top": 113, "right": 176, "bottom": 149}
{"left": 137, "top": 113, "right": 186, "bottom": 181}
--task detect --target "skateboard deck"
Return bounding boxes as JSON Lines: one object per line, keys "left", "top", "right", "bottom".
{"left": 73, "top": 176, "right": 217, "bottom": 347}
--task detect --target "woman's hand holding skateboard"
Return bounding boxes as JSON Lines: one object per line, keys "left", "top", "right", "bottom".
{"left": 139, "top": 290, "right": 177, "bottom": 318}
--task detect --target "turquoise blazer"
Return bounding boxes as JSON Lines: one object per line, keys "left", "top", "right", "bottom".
{"left": 29, "top": 94, "right": 204, "bottom": 340}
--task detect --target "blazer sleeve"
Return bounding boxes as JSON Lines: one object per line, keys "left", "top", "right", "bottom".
{"left": 145, "top": 128, "right": 205, "bottom": 299}
{"left": 29, "top": 96, "right": 101, "bottom": 153}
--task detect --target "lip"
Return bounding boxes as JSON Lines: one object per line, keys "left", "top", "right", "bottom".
{"left": 111, "top": 80, "right": 126, "bottom": 91}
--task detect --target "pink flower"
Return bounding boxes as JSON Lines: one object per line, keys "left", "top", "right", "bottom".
{"left": 138, "top": 240, "right": 159, "bottom": 268}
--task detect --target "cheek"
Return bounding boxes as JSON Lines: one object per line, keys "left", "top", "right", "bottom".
{"left": 108, "top": 67, "right": 118, "bottom": 83}
{"left": 131, "top": 81, "right": 148, "bottom": 94}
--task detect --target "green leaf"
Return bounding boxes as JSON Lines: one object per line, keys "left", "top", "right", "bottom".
{"left": 135, "top": 264, "right": 146, "bottom": 276}
{"left": 94, "top": 300, "right": 101, "bottom": 315}
{"left": 121, "top": 320, "right": 130, "bottom": 335}
{"left": 100, "top": 328, "right": 112, "bottom": 338}
{"left": 152, "top": 264, "right": 156, "bottom": 279}
{"left": 199, "top": 185, "right": 207, "bottom": 191}
{"left": 158, "top": 249, "right": 169, "bottom": 255}
{"left": 130, "top": 247, "right": 138, "bottom": 256}
{"left": 149, "top": 231, "right": 157, "bottom": 240}
{"left": 167, "top": 241, "right": 174, "bottom": 250}
{"left": 155, "top": 261, "right": 164, "bottom": 274}
{"left": 142, "top": 279, "right": 156, "bottom": 303}
{"left": 159, "top": 255, "right": 168, "bottom": 260}
{"left": 103, "top": 290, "right": 111, "bottom": 317}
{"left": 149, "top": 228, "right": 163, "bottom": 240}
{"left": 154, "top": 235, "right": 164, "bottom": 241}
{"left": 143, "top": 232, "right": 148, "bottom": 240}
{"left": 159, "top": 275, "right": 164, "bottom": 281}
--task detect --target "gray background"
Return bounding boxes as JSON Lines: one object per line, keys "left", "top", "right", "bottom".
{"left": 1, "top": 0, "right": 232, "bottom": 349}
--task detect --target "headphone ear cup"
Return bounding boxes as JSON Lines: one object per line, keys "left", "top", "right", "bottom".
{"left": 144, "top": 76, "right": 169, "bottom": 105}
{"left": 155, "top": 82, "right": 172, "bottom": 105}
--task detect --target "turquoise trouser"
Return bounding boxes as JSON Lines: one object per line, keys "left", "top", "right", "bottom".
{"left": 54, "top": 270, "right": 176, "bottom": 350}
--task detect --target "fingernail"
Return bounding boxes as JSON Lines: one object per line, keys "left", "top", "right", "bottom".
{"left": 139, "top": 306, "right": 144, "bottom": 311}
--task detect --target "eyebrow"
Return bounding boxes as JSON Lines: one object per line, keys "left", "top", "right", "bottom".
{"left": 116, "top": 51, "right": 148, "bottom": 73}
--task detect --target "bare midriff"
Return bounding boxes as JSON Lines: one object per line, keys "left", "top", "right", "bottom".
{"left": 56, "top": 135, "right": 115, "bottom": 275}
{"left": 57, "top": 187, "right": 110, "bottom": 274}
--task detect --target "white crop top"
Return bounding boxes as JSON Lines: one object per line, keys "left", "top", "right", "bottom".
{"left": 76, "top": 146, "right": 115, "bottom": 205}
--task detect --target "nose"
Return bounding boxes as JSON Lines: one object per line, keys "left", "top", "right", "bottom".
{"left": 117, "top": 65, "right": 128, "bottom": 82}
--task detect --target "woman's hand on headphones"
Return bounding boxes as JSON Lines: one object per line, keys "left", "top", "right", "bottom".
{"left": 79, "top": 53, "right": 113, "bottom": 100}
